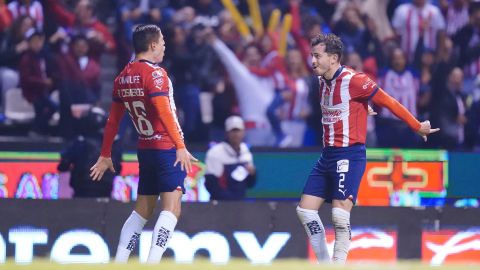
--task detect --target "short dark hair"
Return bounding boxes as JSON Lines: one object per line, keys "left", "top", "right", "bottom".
{"left": 132, "top": 24, "right": 162, "bottom": 54}
{"left": 311, "top": 33, "right": 344, "bottom": 62}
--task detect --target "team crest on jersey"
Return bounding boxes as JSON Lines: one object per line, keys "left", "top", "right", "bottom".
{"left": 152, "top": 70, "right": 162, "bottom": 78}
{"left": 336, "top": 159, "right": 349, "bottom": 173}
{"left": 154, "top": 78, "right": 164, "bottom": 86}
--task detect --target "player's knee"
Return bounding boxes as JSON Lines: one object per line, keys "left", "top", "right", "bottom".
{"left": 296, "top": 206, "right": 319, "bottom": 222}
{"left": 332, "top": 208, "right": 351, "bottom": 233}
{"left": 134, "top": 207, "right": 154, "bottom": 220}
{"left": 162, "top": 205, "right": 181, "bottom": 219}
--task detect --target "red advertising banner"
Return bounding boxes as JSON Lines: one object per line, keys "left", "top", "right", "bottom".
{"left": 0, "top": 160, "right": 206, "bottom": 201}
{"left": 422, "top": 230, "right": 480, "bottom": 264}
{"left": 358, "top": 160, "right": 445, "bottom": 206}
{"left": 308, "top": 228, "right": 397, "bottom": 262}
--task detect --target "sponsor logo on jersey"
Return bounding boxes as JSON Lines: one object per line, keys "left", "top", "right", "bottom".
{"left": 321, "top": 107, "right": 342, "bottom": 124}
{"left": 118, "top": 75, "right": 140, "bottom": 85}
{"left": 362, "top": 78, "right": 374, "bottom": 90}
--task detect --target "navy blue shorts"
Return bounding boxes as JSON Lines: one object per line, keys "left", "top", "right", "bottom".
{"left": 302, "top": 144, "right": 366, "bottom": 203}
{"left": 137, "top": 149, "right": 187, "bottom": 195}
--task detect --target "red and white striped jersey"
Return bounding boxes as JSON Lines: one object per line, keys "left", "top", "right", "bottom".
{"left": 7, "top": 1, "right": 43, "bottom": 30}
{"left": 392, "top": 3, "right": 445, "bottom": 62}
{"left": 319, "top": 66, "right": 378, "bottom": 147}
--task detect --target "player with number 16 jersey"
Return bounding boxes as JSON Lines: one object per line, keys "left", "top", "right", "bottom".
{"left": 90, "top": 24, "right": 197, "bottom": 264}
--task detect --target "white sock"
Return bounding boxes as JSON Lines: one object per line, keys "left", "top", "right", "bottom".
{"left": 332, "top": 207, "right": 351, "bottom": 264}
{"left": 146, "top": 211, "right": 178, "bottom": 263}
{"left": 115, "top": 211, "right": 147, "bottom": 263}
{"left": 296, "top": 206, "right": 330, "bottom": 262}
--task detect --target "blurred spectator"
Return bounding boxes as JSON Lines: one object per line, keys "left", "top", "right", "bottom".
{"left": 443, "top": 0, "right": 469, "bottom": 37}
{"left": 376, "top": 48, "right": 420, "bottom": 148}
{"left": 58, "top": 107, "right": 122, "bottom": 197}
{"left": 62, "top": 34, "right": 101, "bottom": 104}
{"left": 45, "top": 0, "right": 116, "bottom": 60}
{"left": 452, "top": 2, "right": 480, "bottom": 82}
{"left": 281, "top": 48, "right": 311, "bottom": 147}
{"left": 430, "top": 67, "right": 468, "bottom": 150}
{"left": 164, "top": 23, "right": 214, "bottom": 142}
{"left": 7, "top": 0, "right": 43, "bottom": 30}
{"left": 333, "top": 4, "right": 370, "bottom": 57}
{"left": 0, "top": 15, "right": 32, "bottom": 109}
{"left": 205, "top": 115, "right": 256, "bottom": 200}
{"left": 252, "top": 34, "right": 295, "bottom": 147}
{"left": 207, "top": 32, "right": 276, "bottom": 146}
{"left": 115, "top": 0, "right": 171, "bottom": 69}
{"left": 57, "top": 34, "right": 101, "bottom": 138}
{"left": 465, "top": 97, "right": 480, "bottom": 151}
{"left": 0, "top": 0, "right": 12, "bottom": 36}
{"left": 361, "top": 0, "right": 395, "bottom": 41}
{"left": 18, "top": 28, "right": 58, "bottom": 135}
{"left": 392, "top": 0, "right": 446, "bottom": 63}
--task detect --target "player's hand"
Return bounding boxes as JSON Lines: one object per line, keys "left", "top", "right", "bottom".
{"left": 174, "top": 148, "right": 198, "bottom": 174}
{"left": 90, "top": 156, "right": 115, "bottom": 181}
{"left": 367, "top": 105, "right": 377, "bottom": 116}
{"left": 417, "top": 120, "right": 440, "bottom": 142}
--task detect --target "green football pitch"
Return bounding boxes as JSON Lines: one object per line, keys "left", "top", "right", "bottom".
{"left": 3, "top": 259, "right": 480, "bottom": 270}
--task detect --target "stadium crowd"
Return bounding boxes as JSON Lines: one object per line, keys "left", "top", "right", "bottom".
{"left": 0, "top": 0, "right": 479, "bottom": 151}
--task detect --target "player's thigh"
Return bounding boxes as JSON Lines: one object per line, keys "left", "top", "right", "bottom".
{"left": 134, "top": 195, "right": 159, "bottom": 219}
{"left": 329, "top": 157, "right": 366, "bottom": 205}
{"left": 302, "top": 158, "right": 330, "bottom": 202}
{"left": 299, "top": 194, "right": 325, "bottom": 210}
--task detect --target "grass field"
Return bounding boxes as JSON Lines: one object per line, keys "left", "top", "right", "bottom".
{"left": 3, "top": 259, "right": 480, "bottom": 270}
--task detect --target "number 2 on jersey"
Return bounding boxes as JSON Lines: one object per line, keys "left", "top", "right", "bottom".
{"left": 124, "top": 101, "right": 154, "bottom": 136}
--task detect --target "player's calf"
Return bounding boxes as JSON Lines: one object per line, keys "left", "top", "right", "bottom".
{"left": 146, "top": 210, "right": 178, "bottom": 263}
{"left": 296, "top": 206, "right": 330, "bottom": 262}
{"left": 331, "top": 207, "right": 351, "bottom": 264}
{"left": 115, "top": 210, "right": 147, "bottom": 263}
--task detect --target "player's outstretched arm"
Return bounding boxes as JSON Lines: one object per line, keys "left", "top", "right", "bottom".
{"left": 151, "top": 96, "right": 198, "bottom": 173}
{"left": 90, "top": 102, "right": 125, "bottom": 181}
{"left": 371, "top": 88, "right": 439, "bottom": 141}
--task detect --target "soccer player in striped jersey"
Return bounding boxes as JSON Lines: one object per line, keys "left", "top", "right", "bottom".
{"left": 89, "top": 24, "right": 197, "bottom": 264}
{"left": 296, "top": 33, "right": 439, "bottom": 264}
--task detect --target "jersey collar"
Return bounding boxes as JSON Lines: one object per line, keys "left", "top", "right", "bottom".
{"left": 324, "top": 65, "right": 344, "bottom": 83}
{"left": 138, "top": 59, "right": 158, "bottom": 66}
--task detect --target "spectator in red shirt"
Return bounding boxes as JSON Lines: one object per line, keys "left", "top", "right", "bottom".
{"left": 18, "top": 29, "right": 58, "bottom": 135}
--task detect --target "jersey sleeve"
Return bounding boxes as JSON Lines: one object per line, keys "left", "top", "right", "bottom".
{"left": 349, "top": 73, "right": 379, "bottom": 101}
{"left": 146, "top": 68, "right": 186, "bottom": 149}
{"left": 144, "top": 68, "right": 169, "bottom": 98}
{"left": 100, "top": 101, "right": 126, "bottom": 157}
{"left": 372, "top": 88, "right": 421, "bottom": 131}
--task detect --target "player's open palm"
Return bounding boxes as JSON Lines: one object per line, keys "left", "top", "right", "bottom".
{"left": 90, "top": 156, "right": 115, "bottom": 181}
{"left": 417, "top": 120, "right": 440, "bottom": 142}
{"left": 174, "top": 148, "right": 198, "bottom": 174}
